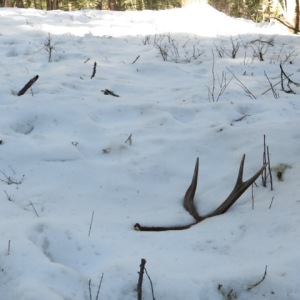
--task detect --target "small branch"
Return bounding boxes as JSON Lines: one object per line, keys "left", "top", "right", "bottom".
{"left": 44, "top": 33, "right": 55, "bottom": 62}
{"left": 7, "top": 240, "right": 11, "bottom": 255}
{"left": 18, "top": 75, "right": 39, "bottom": 96}
{"left": 247, "top": 265, "right": 268, "bottom": 291}
{"left": 125, "top": 133, "right": 133, "bottom": 146}
{"left": 226, "top": 68, "right": 256, "bottom": 99}
{"left": 137, "top": 258, "right": 146, "bottom": 300}
{"left": 262, "top": 135, "right": 267, "bottom": 187}
{"left": 261, "top": 73, "right": 294, "bottom": 95}
{"left": 29, "top": 201, "right": 39, "bottom": 217}
{"left": 132, "top": 55, "right": 140, "bottom": 64}
{"left": 89, "top": 279, "right": 92, "bottom": 300}
{"left": 101, "top": 89, "right": 120, "bottom": 97}
{"left": 0, "top": 170, "right": 25, "bottom": 186}
{"left": 274, "top": 17, "right": 300, "bottom": 34}
{"left": 91, "top": 62, "right": 97, "bottom": 79}
{"left": 88, "top": 211, "right": 94, "bottom": 237}
{"left": 280, "top": 64, "right": 300, "bottom": 94}
{"left": 269, "top": 196, "right": 275, "bottom": 209}
{"left": 267, "top": 146, "right": 273, "bottom": 191}
{"left": 232, "top": 115, "right": 250, "bottom": 123}
{"left": 264, "top": 71, "right": 279, "bottom": 98}
{"left": 4, "top": 190, "right": 13, "bottom": 201}
{"left": 95, "top": 273, "right": 104, "bottom": 300}
{"left": 145, "top": 268, "right": 156, "bottom": 300}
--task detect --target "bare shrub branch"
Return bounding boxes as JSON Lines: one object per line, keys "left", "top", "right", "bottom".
{"left": 280, "top": 64, "right": 300, "bottom": 94}
{"left": 226, "top": 68, "right": 256, "bottom": 99}
{"left": 207, "top": 51, "right": 232, "bottom": 102}
{"left": 249, "top": 36, "right": 274, "bottom": 61}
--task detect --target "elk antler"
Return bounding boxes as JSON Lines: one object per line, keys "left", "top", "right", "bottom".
{"left": 134, "top": 154, "right": 267, "bottom": 231}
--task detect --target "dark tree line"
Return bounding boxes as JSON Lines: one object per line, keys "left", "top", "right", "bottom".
{"left": 0, "top": 0, "right": 299, "bottom": 32}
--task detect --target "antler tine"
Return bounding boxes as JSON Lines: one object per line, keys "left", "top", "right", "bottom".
{"left": 203, "top": 154, "right": 268, "bottom": 219}
{"left": 183, "top": 157, "right": 202, "bottom": 221}
{"left": 134, "top": 154, "right": 267, "bottom": 231}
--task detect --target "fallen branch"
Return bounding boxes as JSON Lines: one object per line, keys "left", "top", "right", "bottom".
{"left": 18, "top": 75, "right": 39, "bottom": 96}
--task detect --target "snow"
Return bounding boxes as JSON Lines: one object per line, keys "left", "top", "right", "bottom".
{"left": 0, "top": 2, "right": 300, "bottom": 299}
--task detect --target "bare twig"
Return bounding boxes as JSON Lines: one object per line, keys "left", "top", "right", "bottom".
{"left": 4, "top": 190, "right": 13, "bottom": 201}
{"left": 247, "top": 265, "right": 268, "bottom": 291}
{"left": 145, "top": 268, "right": 156, "bottom": 300}
{"left": 264, "top": 71, "right": 279, "bottom": 98}
{"left": 17, "top": 75, "right": 39, "bottom": 96}
{"left": 261, "top": 72, "right": 294, "bottom": 95}
{"left": 132, "top": 55, "right": 140, "bottom": 64}
{"left": 226, "top": 68, "right": 256, "bottom": 99}
{"left": 249, "top": 36, "right": 274, "bottom": 61}
{"left": 269, "top": 196, "right": 275, "bottom": 209}
{"left": 262, "top": 135, "right": 267, "bottom": 187}
{"left": 95, "top": 273, "right": 104, "bottom": 300}
{"left": 91, "top": 62, "right": 97, "bottom": 79}
{"left": 101, "top": 89, "right": 120, "bottom": 97}
{"left": 207, "top": 51, "right": 232, "bottom": 102}
{"left": 0, "top": 170, "right": 25, "bottom": 186}
{"left": 88, "top": 211, "right": 94, "bottom": 237}
{"left": 7, "top": 240, "right": 11, "bottom": 255}
{"left": 267, "top": 146, "right": 273, "bottom": 191}
{"left": 44, "top": 33, "right": 56, "bottom": 62}
{"left": 89, "top": 279, "right": 92, "bottom": 300}
{"left": 29, "top": 201, "right": 39, "bottom": 217}
{"left": 280, "top": 64, "right": 300, "bottom": 94}
{"left": 125, "top": 133, "right": 132, "bottom": 146}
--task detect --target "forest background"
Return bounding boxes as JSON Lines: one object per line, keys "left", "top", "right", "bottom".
{"left": 0, "top": 0, "right": 299, "bottom": 34}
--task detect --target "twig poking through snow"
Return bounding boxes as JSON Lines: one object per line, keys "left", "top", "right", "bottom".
{"left": 17, "top": 75, "right": 39, "bottom": 96}
{"left": 137, "top": 258, "right": 146, "bottom": 300}
{"left": 125, "top": 133, "right": 132, "bottom": 146}
{"left": 101, "top": 89, "right": 120, "bottom": 97}
{"left": 145, "top": 267, "right": 156, "bottom": 300}
{"left": 247, "top": 265, "right": 268, "bottom": 291}
{"left": 89, "top": 274, "right": 104, "bottom": 300}
{"left": 91, "top": 62, "right": 97, "bottom": 79}
{"left": 7, "top": 240, "right": 11, "bottom": 255}
{"left": 226, "top": 68, "right": 256, "bottom": 99}
{"left": 132, "top": 55, "right": 140, "bottom": 64}
{"left": 280, "top": 64, "right": 300, "bottom": 94}
{"left": 95, "top": 273, "right": 104, "bottom": 300}
{"left": 88, "top": 211, "right": 94, "bottom": 237}
{"left": 29, "top": 201, "right": 39, "bottom": 217}
{"left": 269, "top": 196, "right": 275, "bottom": 209}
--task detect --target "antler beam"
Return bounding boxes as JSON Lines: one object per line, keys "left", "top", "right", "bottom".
{"left": 134, "top": 154, "right": 267, "bottom": 231}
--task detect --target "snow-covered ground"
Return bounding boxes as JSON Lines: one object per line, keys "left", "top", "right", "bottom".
{"left": 0, "top": 3, "right": 300, "bottom": 299}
